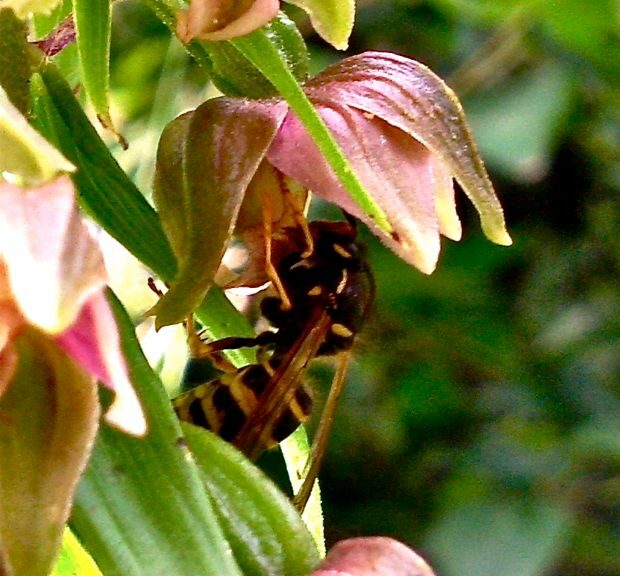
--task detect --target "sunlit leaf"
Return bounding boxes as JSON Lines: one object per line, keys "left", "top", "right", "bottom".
{"left": 183, "top": 424, "right": 321, "bottom": 576}
{"left": 74, "top": 0, "right": 115, "bottom": 133}
{"left": 70, "top": 292, "right": 242, "bottom": 576}
{"left": 287, "top": 0, "right": 355, "bottom": 50}
{"left": 51, "top": 528, "right": 102, "bottom": 576}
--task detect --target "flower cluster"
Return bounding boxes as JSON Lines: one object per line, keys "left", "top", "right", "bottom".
{"left": 152, "top": 51, "right": 511, "bottom": 326}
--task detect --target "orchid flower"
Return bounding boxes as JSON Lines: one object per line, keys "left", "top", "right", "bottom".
{"left": 177, "top": 0, "right": 354, "bottom": 50}
{"left": 153, "top": 51, "right": 511, "bottom": 327}
{"left": 311, "top": 537, "right": 437, "bottom": 576}
{"left": 0, "top": 174, "right": 146, "bottom": 576}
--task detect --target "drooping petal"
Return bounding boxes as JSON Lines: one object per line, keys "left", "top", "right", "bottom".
{"left": 0, "top": 176, "right": 107, "bottom": 334}
{"left": 151, "top": 98, "right": 288, "bottom": 328}
{"left": 0, "top": 328, "right": 99, "bottom": 576}
{"left": 305, "top": 52, "right": 512, "bottom": 246}
{"left": 55, "top": 291, "right": 146, "bottom": 436}
{"left": 269, "top": 103, "right": 443, "bottom": 273}
{"left": 311, "top": 537, "right": 437, "bottom": 576}
{"left": 177, "top": 0, "right": 279, "bottom": 42}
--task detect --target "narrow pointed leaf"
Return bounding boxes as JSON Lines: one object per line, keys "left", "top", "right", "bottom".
{"left": 74, "top": 0, "right": 114, "bottom": 132}
{"left": 231, "top": 31, "right": 392, "bottom": 232}
{"left": 287, "top": 0, "right": 354, "bottom": 50}
{"left": 71, "top": 292, "right": 242, "bottom": 576}
{"left": 183, "top": 424, "right": 320, "bottom": 576}
{"left": 0, "top": 329, "right": 100, "bottom": 576}
{"left": 29, "top": 65, "right": 177, "bottom": 279}
{"left": 202, "top": 12, "right": 309, "bottom": 97}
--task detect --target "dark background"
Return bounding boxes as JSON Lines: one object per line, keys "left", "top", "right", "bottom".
{"left": 105, "top": 2, "right": 619, "bottom": 575}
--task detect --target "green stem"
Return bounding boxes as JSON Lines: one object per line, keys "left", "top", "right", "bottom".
{"left": 231, "top": 31, "right": 392, "bottom": 233}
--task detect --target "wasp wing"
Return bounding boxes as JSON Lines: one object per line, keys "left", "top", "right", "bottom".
{"left": 236, "top": 308, "right": 331, "bottom": 459}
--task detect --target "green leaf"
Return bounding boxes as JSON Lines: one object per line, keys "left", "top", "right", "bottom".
{"left": 0, "top": 8, "right": 31, "bottom": 114}
{"left": 74, "top": 0, "right": 114, "bottom": 131}
{"left": 281, "top": 428, "right": 325, "bottom": 556}
{"left": 70, "top": 291, "right": 243, "bottom": 576}
{"left": 231, "top": 30, "right": 392, "bottom": 232}
{"left": 0, "top": 329, "right": 100, "bottom": 576}
{"left": 51, "top": 528, "right": 103, "bottom": 576}
{"left": 183, "top": 424, "right": 320, "bottom": 576}
{"left": 287, "top": 0, "right": 355, "bottom": 50}
{"left": 142, "top": 2, "right": 309, "bottom": 98}
{"left": 28, "top": 61, "right": 257, "bottom": 355}
{"left": 29, "top": 64, "right": 177, "bottom": 279}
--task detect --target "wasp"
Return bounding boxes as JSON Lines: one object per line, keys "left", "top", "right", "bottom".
{"left": 173, "top": 218, "right": 374, "bottom": 510}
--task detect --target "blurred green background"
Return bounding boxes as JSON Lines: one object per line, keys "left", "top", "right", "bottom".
{"left": 102, "top": 1, "right": 620, "bottom": 574}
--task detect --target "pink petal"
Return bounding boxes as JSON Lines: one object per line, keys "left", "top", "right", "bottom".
{"left": 268, "top": 104, "right": 442, "bottom": 273}
{"left": 56, "top": 291, "right": 146, "bottom": 436}
{"left": 0, "top": 176, "right": 107, "bottom": 333}
{"left": 177, "top": 0, "right": 279, "bottom": 42}
{"left": 306, "top": 52, "right": 511, "bottom": 246}
{"left": 312, "top": 537, "right": 437, "bottom": 576}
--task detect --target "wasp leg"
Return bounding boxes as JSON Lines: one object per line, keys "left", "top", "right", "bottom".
{"left": 277, "top": 172, "right": 314, "bottom": 258}
{"left": 293, "top": 351, "right": 352, "bottom": 512}
{"left": 261, "top": 188, "right": 293, "bottom": 311}
{"left": 187, "top": 314, "right": 278, "bottom": 366}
